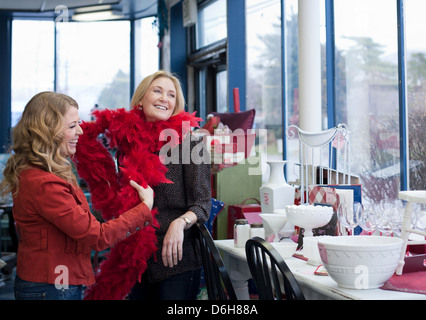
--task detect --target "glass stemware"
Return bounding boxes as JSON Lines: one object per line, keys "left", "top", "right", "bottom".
{"left": 375, "top": 201, "right": 395, "bottom": 236}
{"left": 337, "top": 202, "right": 359, "bottom": 235}
{"left": 412, "top": 203, "right": 426, "bottom": 233}
{"left": 356, "top": 203, "right": 377, "bottom": 234}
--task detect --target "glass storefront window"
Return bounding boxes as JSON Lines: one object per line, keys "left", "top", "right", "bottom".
{"left": 405, "top": 0, "right": 426, "bottom": 191}
{"left": 134, "top": 17, "right": 159, "bottom": 88}
{"left": 11, "top": 20, "right": 55, "bottom": 126}
{"left": 246, "top": 0, "right": 283, "bottom": 174}
{"left": 56, "top": 21, "right": 130, "bottom": 120}
{"left": 196, "top": 0, "right": 227, "bottom": 49}
{"left": 334, "top": 1, "right": 399, "bottom": 202}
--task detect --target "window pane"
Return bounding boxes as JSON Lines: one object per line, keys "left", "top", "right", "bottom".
{"left": 11, "top": 20, "right": 54, "bottom": 126}
{"left": 56, "top": 21, "right": 130, "bottom": 120}
{"left": 197, "top": 0, "right": 227, "bottom": 49}
{"left": 334, "top": 1, "right": 399, "bottom": 202}
{"left": 405, "top": 0, "right": 426, "bottom": 191}
{"left": 283, "top": 0, "right": 299, "bottom": 183}
{"left": 246, "top": 0, "right": 282, "bottom": 171}
{"left": 134, "top": 17, "right": 159, "bottom": 87}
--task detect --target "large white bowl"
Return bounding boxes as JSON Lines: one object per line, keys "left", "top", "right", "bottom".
{"left": 317, "top": 236, "right": 403, "bottom": 289}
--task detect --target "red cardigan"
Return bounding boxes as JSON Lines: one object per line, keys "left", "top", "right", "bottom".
{"left": 12, "top": 167, "right": 152, "bottom": 286}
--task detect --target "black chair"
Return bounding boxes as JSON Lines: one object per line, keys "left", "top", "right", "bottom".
{"left": 195, "top": 222, "right": 237, "bottom": 300}
{"left": 245, "top": 237, "right": 305, "bottom": 300}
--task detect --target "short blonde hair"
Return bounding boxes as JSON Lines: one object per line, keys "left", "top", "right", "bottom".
{"left": 0, "top": 91, "right": 79, "bottom": 196}
{"left": 130, "top": 70, "right": 185, "bottom": 115}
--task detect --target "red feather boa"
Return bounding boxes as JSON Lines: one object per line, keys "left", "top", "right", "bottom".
{"left": 73, "top": 107, "right": 201, "bottom": 300}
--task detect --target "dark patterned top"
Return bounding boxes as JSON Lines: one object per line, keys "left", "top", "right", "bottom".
{"left": 145, "top": 134, "right": 211, "bottom": 282}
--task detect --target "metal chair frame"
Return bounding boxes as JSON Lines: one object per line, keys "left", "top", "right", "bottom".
{"left": 245, "top": 237, "right": 305, "bottom": 300}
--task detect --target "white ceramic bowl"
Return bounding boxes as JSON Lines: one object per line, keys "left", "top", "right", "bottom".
{"left": 317, "top": 236, "right": 403, "bottom": 289}
{"left": 270, "top": 241, "right": 298, "bottom": 258}
{"left": 286, "top": 205, "right": 333, "bottom": 237}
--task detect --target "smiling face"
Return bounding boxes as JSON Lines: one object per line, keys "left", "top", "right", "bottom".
{"left": 60, "top": 105, "right": 83, "bottom": 157}
{"left": 139, "top": 77, "right": 177, "bottom": 122}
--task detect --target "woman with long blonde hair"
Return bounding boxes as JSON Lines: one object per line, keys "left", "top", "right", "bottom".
{"left": 0, "top": 91, "right": 154, "bottom": 300}
{"left": 74, "top": 70, "right": 211, "bottom": 300}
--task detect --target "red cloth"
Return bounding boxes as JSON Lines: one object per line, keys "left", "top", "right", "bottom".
{"left": 381, "top": 271, "right": 426, "bottom": 295}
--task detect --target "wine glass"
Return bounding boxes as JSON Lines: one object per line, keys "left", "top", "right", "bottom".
{"left": 356, "top": 203, "right": 377, "bottom": 234}
{"left": 390, "top": 200, "right": 405, "bottom": 237}
{"left": 375, "top": 201, "right": 395, "bottom": 236}
{"left": 412, "top": 203, "right": 426, "bottom": 233}
{"left": 337, "top": 202, "right": 359, "bottom": 235}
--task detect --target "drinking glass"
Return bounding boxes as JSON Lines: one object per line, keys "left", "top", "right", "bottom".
{"left": 375, "top": 200, "right": 401, "bottom": 236}
{"left": 337, "top": 202, "right": 359, "bottom": 235}
{"left": 412, "top": 203, "right": 426, "bottom": 233}
{"left": 356, "top": 203, "right": 377, "bottom": 234}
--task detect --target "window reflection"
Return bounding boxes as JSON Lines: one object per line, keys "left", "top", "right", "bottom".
{"left": 405, "top": 0, "right": 426, "bottom": 192}
{"left": 56, "top": 21, "right": 130, "bottom": 120}
{"left": 11, "top": 20, "right": 54, "bottom": 126}
{"left": 246, "top": 0, "right": 282, "bottom": 168}
{"left": 197, "top": 0, "right": 227, "bottom": 49}
{"left": 334, "top": 0, "right": 399, "bottom": 202}
{"left": 134, "top": 17, "right": 159, "bottom": 87}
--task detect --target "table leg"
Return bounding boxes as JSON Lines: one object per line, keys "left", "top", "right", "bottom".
{"left": 221, "top": 252, "right": 251, "bottom": 300}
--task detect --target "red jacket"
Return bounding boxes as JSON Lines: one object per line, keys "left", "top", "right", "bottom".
{"left": 13, "top": 167, "right": 152, "bottom": 286}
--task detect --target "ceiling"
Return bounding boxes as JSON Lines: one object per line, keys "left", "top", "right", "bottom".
{"left": 0, "top": 0, "right": 158, "bottom": 20}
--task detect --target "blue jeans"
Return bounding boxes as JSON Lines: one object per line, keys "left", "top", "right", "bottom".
{"left": 128, "top": 269, "right": 201, "bottom": 300}
{"left": 14, "top": 275, "right": 83, "bottom": 300}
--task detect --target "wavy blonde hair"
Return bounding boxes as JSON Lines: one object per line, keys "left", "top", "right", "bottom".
{"left": 0, "top": 91, "right": 79, "bottom": 196}
{"left": 130, "top": 70, "right": 185, "bottom": 115}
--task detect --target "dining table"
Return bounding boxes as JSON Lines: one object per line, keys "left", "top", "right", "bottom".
{"left": 214, "top": 239, "right": 426, "bottom": 300}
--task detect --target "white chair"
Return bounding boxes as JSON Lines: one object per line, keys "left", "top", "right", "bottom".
{"left": 396, "top": 190, "right": 426, "bottom": 275}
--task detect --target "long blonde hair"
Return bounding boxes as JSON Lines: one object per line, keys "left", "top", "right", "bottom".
{"left": 0, "top": 91, "right": 79, "bottom": 196}
{"left": 130, "top": 70, "right": 185, "bottom": 115}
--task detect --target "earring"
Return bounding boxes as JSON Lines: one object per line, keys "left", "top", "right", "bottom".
{"left": 137, "top": 105, "right": 143, "bottom": 110}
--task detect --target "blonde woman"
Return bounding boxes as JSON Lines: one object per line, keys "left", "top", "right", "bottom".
{"left": 0, "top": 92, "right": 154, "bottom": 300}
{"left": 75, "top": 70, "right": 211, "bottom": 300}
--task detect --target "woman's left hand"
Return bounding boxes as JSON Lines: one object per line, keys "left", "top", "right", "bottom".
{"left": 161, "top": 218, "right": 186, "bottom": 267}
{"left": 161, "top": 212, "right": 197, "bottom": 268}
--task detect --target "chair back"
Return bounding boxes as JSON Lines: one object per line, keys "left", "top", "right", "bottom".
{"left": 196, "top": 222, "right": 237, "bottom": 300}
{"left": 245, "top": 237, "right": 305, "bottom": 300}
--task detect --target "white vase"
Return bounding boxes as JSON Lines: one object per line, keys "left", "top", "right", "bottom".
{"left": 260, "top": 161, "right": 295, "bottom": 213}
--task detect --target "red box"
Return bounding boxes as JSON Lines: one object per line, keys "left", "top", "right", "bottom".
{"left": 227, "top": 198, "right": 261, "bottom": 239}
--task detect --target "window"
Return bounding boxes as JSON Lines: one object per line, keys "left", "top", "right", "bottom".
{"left": 405, "top": 0, "right": 426, "bottom": 191}
{"left": 334, "top": 0, "right": 399, "bottom": 202}
{"left": 56, "top": 21, "right": 130, "bottom": 120}
{"left": 11, "top": 20, "right": 54, "bottom": 126}
{"left": 134, "top": 17, "right": 159, "bottom": 87}
{"left": 246, "top": 0, "right": 282, "bottom": 164}
{"left": 196, "top": 0, "right": 227, "bottom": 49}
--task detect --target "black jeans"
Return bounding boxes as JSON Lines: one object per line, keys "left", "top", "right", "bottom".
{"left": 128, "top": 269, "right": 201, "bottom": 300}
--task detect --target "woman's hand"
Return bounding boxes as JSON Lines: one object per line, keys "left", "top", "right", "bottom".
{"left": 130, "top": 180, "right": 154, "bottom": 210}
{"left": 161, "top": 212, "right": 197, "bottom": 268}
{"left": 162, "top": 218, "right": 186, "bottom": 267}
